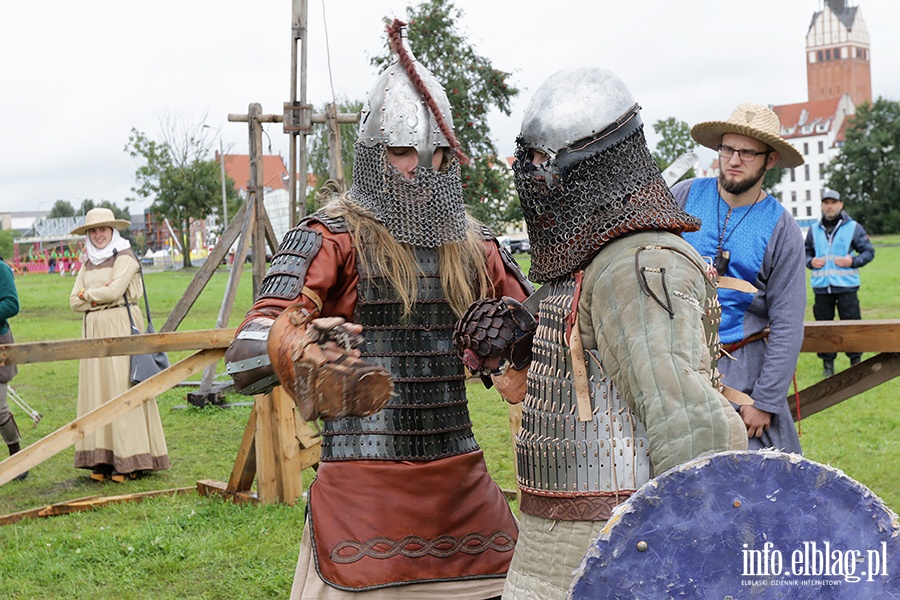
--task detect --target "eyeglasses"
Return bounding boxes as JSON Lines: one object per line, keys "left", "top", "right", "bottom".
{"left": 717, "top": 145, "right": 771, "bottom": 162}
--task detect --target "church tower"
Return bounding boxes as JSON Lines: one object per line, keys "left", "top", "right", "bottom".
{"left": 806, "top": 0, "right": 872, "bottom": 105}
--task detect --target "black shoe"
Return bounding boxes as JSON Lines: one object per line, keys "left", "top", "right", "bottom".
{"left": 823, "top": 360, "right": 834, "bottom": 377}
{"left": 850, "top": 356, "right": 861, "bottom": 367}
{"left": 7, "top": 442, "right": 28, "bottom": 481}
{"left": 90, "top": 464, "right": 113, "bottom": 482}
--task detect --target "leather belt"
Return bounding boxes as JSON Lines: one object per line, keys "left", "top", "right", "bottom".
{"left": 519, "top": 489, "right": 629, "bottom": 521}
{"left": 85, "top": 303, "right": 126, "bottom": 314}
{"left": 722, "top": 328, "right": 770, "bottom": 354}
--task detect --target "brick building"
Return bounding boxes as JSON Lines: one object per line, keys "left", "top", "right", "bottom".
{"left": 771, "top": 0, "right": 872, "bottom": 229}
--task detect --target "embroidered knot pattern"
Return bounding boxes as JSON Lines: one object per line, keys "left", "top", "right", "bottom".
{"left": 329, "top": 530, "right": 516, "bottom": 564}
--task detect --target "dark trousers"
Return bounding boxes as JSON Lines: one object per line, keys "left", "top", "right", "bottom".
{"left": 813, "top": 290, "right": 862, "bottom": 362}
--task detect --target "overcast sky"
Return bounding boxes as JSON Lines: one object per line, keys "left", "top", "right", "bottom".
{"left": 2, "top": 0, "right": 898, "bottom": 215}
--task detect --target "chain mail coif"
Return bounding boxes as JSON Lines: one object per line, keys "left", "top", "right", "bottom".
{"left": 349, "top": 142, "right": 469, "bottom": 247}
{"left": 514, "top": 127, "right": 701, "bottom": 283}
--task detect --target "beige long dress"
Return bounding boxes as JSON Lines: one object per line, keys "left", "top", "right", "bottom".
{"left": 69, "top": 250, "right": 170, "bottom": 474}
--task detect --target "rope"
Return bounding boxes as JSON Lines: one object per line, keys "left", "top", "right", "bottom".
{"left": 321, "top": 0, "right": 337, "bottom": 104}
{"left": 385, "top": 19, "right": 470, "bottom": 165}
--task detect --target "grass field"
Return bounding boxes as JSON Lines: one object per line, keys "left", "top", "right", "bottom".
{"left": 0, "top": 242, "right": 897, "bottom": 599}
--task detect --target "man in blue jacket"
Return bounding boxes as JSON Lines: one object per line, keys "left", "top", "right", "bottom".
{"left": 671, "top": 102, "right": 806, "bottom": 455}
{"left": 805, "top": 189, "right": 875, "bottom": 376}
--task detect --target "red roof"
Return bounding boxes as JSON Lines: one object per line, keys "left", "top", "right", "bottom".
{"left": 221, "top": 154, "right": 290, "bottom": 192}
{"left": 771, "top": 98, "right": 842, "bottom": 139}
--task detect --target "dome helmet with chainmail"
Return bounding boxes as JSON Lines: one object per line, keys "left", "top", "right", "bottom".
{"left": 350, "top": 20, "right": 470, "bottom": 248}
{"left": 513, "top": 66, "right": 700, "bottom": 283}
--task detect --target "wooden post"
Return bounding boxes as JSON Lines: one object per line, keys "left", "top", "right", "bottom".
{"left": 197, "top": 196, "right": 257, "bottom": 394}
{"left": 271, "top": 387, "right": 303, "bottom": 504}
{"left": 325, "top": 102, "right": 346, "bottom": 192}
{"left": 253, "top": 393, "right": 280, "bottom": 503}
{"left": 289, "top": 0, "right": 310, "bottom": 226}
{"left": 226, "top": 408, "right": 258, "bottom": 494}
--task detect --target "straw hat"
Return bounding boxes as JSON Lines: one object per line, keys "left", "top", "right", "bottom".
{"left": 691, "top": 102, "right": 804, "bottom": 169}
{"left": 71, "top": 207, "right": 131, "bottom": 236}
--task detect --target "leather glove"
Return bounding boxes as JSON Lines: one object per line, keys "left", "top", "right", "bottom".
{"left": 268, "top": 305, "right": 393, "bottom": 421}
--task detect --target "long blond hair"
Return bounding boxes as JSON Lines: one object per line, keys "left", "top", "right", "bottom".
{"left": 323, "top": 197, "right": 493, "bottom": 318}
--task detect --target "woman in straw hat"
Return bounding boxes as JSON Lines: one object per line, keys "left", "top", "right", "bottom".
{"left": 671, "top": 102, "right": 806, "bottom": 455}
{"left": 69, "top": 207, "right": 170, "bottom": 482}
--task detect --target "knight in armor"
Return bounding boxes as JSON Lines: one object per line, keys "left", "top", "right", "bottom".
{"left": 455, "top": 67, "right": 748, "bottom": 599}
{"left": 224, "top": 20, "right": 531, "bottom": 599}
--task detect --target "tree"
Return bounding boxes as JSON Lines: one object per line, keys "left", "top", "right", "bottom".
{"left": 652, "top": 117, "right": 696, "bottom": 182}
{"left": 306, "top": 99, "right": 364, "bottom": 214}
{"left": 762, "top": 166, "right": 784, "bottom": 197}
{"left": 125, "top": 117, "right": 239, "bottom": 268}
{"left": 49, "top": 200, "right": 75, "bottom": 218}
{"left": 0, "top": 230, "right": 14, "bottom": 261}
{"left": 824, "top": 98, "right": 900, "bottom": 234}
{"left": 372, "top": 0, "right": 519, "bottom": 230}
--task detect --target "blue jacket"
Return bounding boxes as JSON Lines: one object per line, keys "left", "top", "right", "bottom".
{"left": 672, "top": 178, "right": 806, "bottom": 454}
{"left": 804, "top": 211, "right": 874, "bottom": 293}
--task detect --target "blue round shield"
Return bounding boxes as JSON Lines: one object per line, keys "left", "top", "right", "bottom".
{"left": 569, "top": 451, "right": 900, "bottom": 599}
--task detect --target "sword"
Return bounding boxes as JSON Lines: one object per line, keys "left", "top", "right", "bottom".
{"left": 662, "top": 151, "right": 698, "bottom": 187}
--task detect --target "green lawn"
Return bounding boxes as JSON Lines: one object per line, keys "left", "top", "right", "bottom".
{"left": 0, "top": 242, "right": 897, "bottom": 599}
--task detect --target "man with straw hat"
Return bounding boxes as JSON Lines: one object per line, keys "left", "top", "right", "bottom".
{"left": 671, "top": 102, "right": 806, "bottom": 454}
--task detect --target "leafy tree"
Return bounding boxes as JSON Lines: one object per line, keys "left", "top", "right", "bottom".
{"left": 372, "top": 0, "right": 519, "bottom": 230}
{"left": 49, "top": 200, "right": 75, "bottom": 218}
{"left": 763, "top": 166, "right": 784, "bottom": 197}
{"left": 306, "top": 99, "right": 364, "bottom": 214}
{"left": 824, "top": 97, "right": 900, "bottom": 234}
{"left": 125, "top": 117, "right": 239, "bottom": 267}
{"left": 652, "top": 117, "right": 696, "bottom": 182}
{"left": 0, "top": 230, "right": 14, "bottom": 261}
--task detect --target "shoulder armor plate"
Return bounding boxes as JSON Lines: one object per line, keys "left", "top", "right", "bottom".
{"left": 308, "top": 212, "right": 349, "bottom": 234}
{"left": 257, "top": 224, "right": 324, "bottom": 301}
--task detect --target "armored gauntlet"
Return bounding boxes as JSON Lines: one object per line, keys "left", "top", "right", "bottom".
{"left": 453, "top": 296, "right": 536, "bottom": 386}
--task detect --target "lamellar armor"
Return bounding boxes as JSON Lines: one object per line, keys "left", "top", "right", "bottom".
{"left": 320, "top": 240, "right": 478, "bottom": 462}
{"left": 517, "top": 278, "right": 651, "bottom": 521}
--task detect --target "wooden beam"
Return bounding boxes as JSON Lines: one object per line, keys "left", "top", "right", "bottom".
{"left": 294, "top": 414, "right": 321, "bottom": 449}
{"left": 272, "top": 387, "right": 302, "bottom": 505}
{"left": 226, "top": 407, "right": 258, "bottom": 494}
{"left": 297, "top": 444, "right": 321, "bottom": 472}
{"left": 800, "top": 320, "right": 900, "bottom": 353}
{"left": 0, "top": 349, "right": 224, "bottom": 486}
{"left": 197, "top": 479, "right": 259, "bottom": 505}
{"left": 198, "top": 202, "right": 255, "bottom": 393}
{"left": 0, "top": 329, "right": 235, "bottom": 366}
{"left": 161, "top": 202, "right": 248, "bottom": 333}
{"left": 790, "top": 352, "right": 900, "bottom": 420}
{"left": 254, "top": 394, "right": 280, "bottom": 504}
{"left": 0, "top": 487, "right": 195, "bottom": 526}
